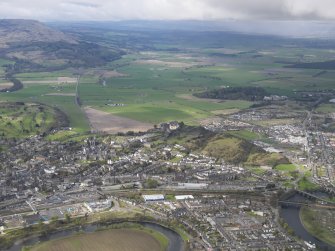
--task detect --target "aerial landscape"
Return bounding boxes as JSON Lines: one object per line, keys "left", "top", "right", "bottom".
{"left": 0, "top": 1, "right": 335, "bottom": 251}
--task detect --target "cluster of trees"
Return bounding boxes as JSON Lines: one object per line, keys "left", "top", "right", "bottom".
{"left": 287, "top": 60, "right": 335, "bottom": 70}
{"left": 143, "top": 178, "right": 159, "bottom": 189}
{"left": 0, "top": 29, "right": 127, "bottom": 98}
{"left": 0, "top": 64, "right": 24, "bottom": 92}
{"left": 194, "top": 87, "right": 268, "bottom": 101}
{"left": 0, "top": 76, "right": 23, "bottom": 92}
{"left": 0, "top": 40, "right": 125, "bottom": 78}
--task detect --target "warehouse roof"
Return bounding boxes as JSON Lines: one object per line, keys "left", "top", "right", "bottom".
{"left": 142, "top": 194, "right": 165, "bottom": 201}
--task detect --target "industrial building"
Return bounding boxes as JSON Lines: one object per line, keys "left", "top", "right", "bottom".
{"left": 142, "top": 194, "right": 165, "bottom": 202}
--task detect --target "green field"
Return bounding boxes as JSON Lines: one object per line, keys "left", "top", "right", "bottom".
{"left": 300, "top": 207, "right": 335, "bottom": 247}
{"left": 76, "top": 55, "right": 255, "bottom": 125}
{"left": 202, "top": 136, "right": 249, "bottom": 163}
{"left": 227, "top": 130, "right": 264, "bottom": 141}
{"left": 1, "top": 29, "right": 335, "bottom": 133}
{"left": 0, "top": 102, "right": 60, "bottom": 138}
{"left": 29, "top": 228, "right": 167, "bottom": 251}
{"left": 298, "top": 175, "right": 319, "bottom": 191}
{"left": 245, "top": 152, "right": 289, "bottom": 167}
{"left": 275, "top": 164, "right": 297, "bottom": 172}
{"left": 0, "top": 74, "right": 90, "bottom": 133}
{"left": 64, "top": 48, "right": 335, "bottom": 128}
{"left": 316, "top": 103, "right": 335, "bottom": 113}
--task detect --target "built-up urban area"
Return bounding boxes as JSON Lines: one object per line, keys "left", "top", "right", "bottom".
{"left": 1, "top": 101, "right": 335, "bottom": 251}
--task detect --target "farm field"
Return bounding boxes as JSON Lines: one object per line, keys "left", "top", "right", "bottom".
{"left": 30, "top": 229, "right": 165, "bottom": 251}
{"left": 0, "top": 71, "right": 90, "bottom": 133}
{"left": 84, "top": 106, "right": 153, "bottom": 133}
{"left": 0, "top": 82, "right": 13, "bottom": 90}
{"left": 75, "top": 46, "right": 335, "bottom": 128}
{"left": 1, "top": 29, "right": 335, "bottom": 133}
{"left": 315, "top": 103, "right": 335, "bottom": 113}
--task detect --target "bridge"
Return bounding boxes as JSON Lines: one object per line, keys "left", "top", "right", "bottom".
{"left": 278, "top": 200, "right": 335, "bottom": 210}
{"left": 278, "top": 200, "right": 309, "bottom": 207}
{"left": 297, "top": 190, "right": 335, "bottom": 205}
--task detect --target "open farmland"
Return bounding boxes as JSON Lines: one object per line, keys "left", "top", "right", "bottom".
{"left": 0, "top": 82, "right": 13, "bottom": 91}
{"left": 1, "top": 29, "right": 335, "bottom": 133}
{"left": 0, "top": 70, "right": 90, "bottom": 133}
{"left": 1, "top": 20, "right": 335, "bottom": 251}
{"left": 84, "top": 106, "right": 153, "bottom": 133}
{"left": 30, "top": 229, "right": 163, "bottom": 251}
{"left": 75, "top": 43, "right": 335, "bottom": 129}
{"left": 76, "top": 53, "right": 255, "bottom": 126}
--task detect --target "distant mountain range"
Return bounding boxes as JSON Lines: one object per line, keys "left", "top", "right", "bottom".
{"left": 0, "top": 19, "right": 76, "bottom": 47}
{"left": 53, "top": 20, "right": 335, "bottom": 39}
{"left": 0, "top": 19, "right": 124, "bottom": 72}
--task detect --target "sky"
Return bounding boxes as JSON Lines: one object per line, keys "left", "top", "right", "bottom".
{"left": 0, "top": 0, "right": 335, "bottom": 21}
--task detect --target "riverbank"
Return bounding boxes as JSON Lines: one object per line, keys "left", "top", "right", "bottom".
{"left": 27, "top": 223, "right": 168, "bottom": 251}
{"left": 1, "top": 206, "right": 186, "bottom": 251}
{"left": 5, "top": 221, "right": 183, "bottom": 251}
{"left": 279, "top": 191, "right": 335, "bottom": 250}
{"left": 300, "top": 206, "right": 335, "bottom": 247}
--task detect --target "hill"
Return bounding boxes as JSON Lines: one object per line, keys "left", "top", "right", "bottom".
{"left": 0, "top": 19, "right": 124, "bottom": 71}
{"left": 0, "top": 19, "right": 76, "bottom": 47}
{"left": 163, "top": 125, "right": 289, "bottom": 166}
{"left": 0, "top": 102, "right": 67, "bottom": 138}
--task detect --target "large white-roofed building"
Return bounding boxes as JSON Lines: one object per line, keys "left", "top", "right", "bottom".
{"left": 175, "top": 195, "right": 194, "bottom": 200}
{"left": 142, "top": 194, "right": 165, "bottom": 202}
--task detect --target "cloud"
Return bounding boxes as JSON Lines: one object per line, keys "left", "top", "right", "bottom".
{"left": 0, "top": 0, "right": 334, "bottom": 21}
{"left": 206, "top": 0, "right": 335, "bottom": 20}
{"left": 66, "top": 1, "right": 100, "bottom": 8}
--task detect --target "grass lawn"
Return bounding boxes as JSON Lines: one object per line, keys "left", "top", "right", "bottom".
{"left": 316, "top": 104, "right": 335, "bottom": 113}
{"left": 298, "top": 176, "right": 319, "bottom": 191}
{"left": 46, "top": 130, "right": 79, "bottom": 141}
{"left": 228, "top": 130, "right": 263, "bottom": 141}
{"left": 250, "top": 167, "right": 267, "bottom": 175}
{"left": 275, "top": 164, "right": 297, "bottom": 172}
{"left": 245, "top": 152, "right": 289, "bottom": 167}
{"left": 202, "top": 136, "right": 244, "bottom": 160}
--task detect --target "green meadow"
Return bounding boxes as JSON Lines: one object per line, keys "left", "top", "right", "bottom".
{"left": 0, "top": 102, "right": 58, "bottom": 138}
{"left": 1, "top": 33, "right": 335, "bottom": 132}
{"left": 0, "top": 75, "right": 90, "bottom": 132}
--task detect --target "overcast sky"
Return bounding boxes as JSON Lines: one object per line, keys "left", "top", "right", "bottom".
{"left": 0, "top": 0, "right": 335, "bottom": 21}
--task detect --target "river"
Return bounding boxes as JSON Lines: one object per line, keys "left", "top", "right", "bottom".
{"left": 280, "top": 193, "right": 334, "bottom": 251}
{"left": 5, "top": 221, "right": 184, "bottom": 251}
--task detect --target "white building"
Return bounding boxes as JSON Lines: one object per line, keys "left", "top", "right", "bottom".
{"left": 175, "top": 195, "right": 194, "bottom": 200}
{"left": 178, "top": 183, "right": 208, "bottom": 189}
{"left": 142, "top": 194, "right": 165, "bottom": 202}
